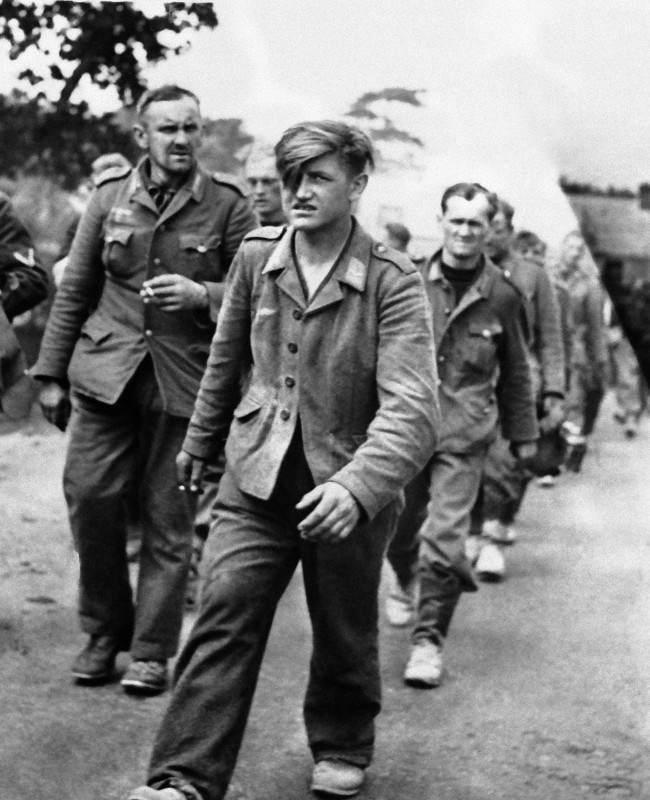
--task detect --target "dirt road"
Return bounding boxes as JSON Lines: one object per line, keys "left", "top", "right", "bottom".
{"left": 0, "top": 397, "right": 648, "bottom": 800}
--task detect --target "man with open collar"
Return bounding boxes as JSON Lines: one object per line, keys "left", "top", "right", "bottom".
{"left": 32, "top": 84, "right": 256, "bottom": 695}
{"left": 127, "top": 120, "right": 439, "bottom": 800}
{"left": 385, "top": 182, "right": 538, "bottom": 689}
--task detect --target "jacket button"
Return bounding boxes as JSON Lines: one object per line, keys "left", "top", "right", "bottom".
{"left": 292, "top": 309, "right": 303, "bottom": 320}
{"left": 153, "top": 257, "right": 161, "bottom": 265}
{"left": 145, "top": 329, "right": 153, "bottom": 337}
{"left": 287, "top": 342, "right": 298, "bottom": 353}
{"left": 285, "top": 376, "right": 295, "bottom": 388}
{"left": 444, "top": 307, "right": 451, "bottom": 315}
{"left": 280, "top": 409, "right": 290, "bottom": 421}
{"left": 438, "top": 354, "right": 445, "bottom": 363}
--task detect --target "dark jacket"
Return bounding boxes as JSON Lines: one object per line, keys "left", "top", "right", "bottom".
{"left": 424, "top": 252, "right": 538, "bottom": 452}
{"left": 0, "top": 192, "right": 48, "bottom": 321}
{"left": 498, "top": 252, "right": 565, "bottom": 398}
{"left": 33, "top": 159, "right": 256, "bottom": 417}
{"left": 183, "top": 221, "right": 441, "bottom": 521}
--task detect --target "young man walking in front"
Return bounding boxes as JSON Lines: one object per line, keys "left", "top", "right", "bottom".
{"left": 128, "top": 121, "right": 440, "bottom": 800}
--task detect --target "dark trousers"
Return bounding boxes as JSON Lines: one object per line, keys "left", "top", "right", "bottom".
{"left": 63, "top": 359, "right": 194, "bottom": 660}
{"left": 146, "top": 461, "right": 398, "bottom": 800}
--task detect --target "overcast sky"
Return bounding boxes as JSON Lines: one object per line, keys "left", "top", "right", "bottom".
{"left": 3, "top": 0, "right": 649, "bottom": 244}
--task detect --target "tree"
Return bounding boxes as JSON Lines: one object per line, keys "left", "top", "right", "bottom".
{"left": 0, "top": 1, "right": 218, "bottom": 106}
{"left": 344, "top": 87, "right": 426, "bottom": 171}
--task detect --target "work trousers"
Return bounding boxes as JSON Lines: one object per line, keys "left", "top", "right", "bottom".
{"left": 387, "top": 450, "right": 482, "bottom": 647}
{"left": 63, "top": 359, "right": 195, "bottom": 660}
{"left": 147, "top": 458, "right": 398, "bottom": 800}
{"left": 476, "top": 434, "right": 530, "bottom": 527}
{"left": 567, "top": 363, "right": 605, "bottom": 436}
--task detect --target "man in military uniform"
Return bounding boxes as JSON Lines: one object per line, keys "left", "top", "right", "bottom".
{"left": 244, "top": 142, "right": 285, "bottom": 226}
{"left": 33, "top": 85, "right": 256, "bottom": 694}
{"left": 469, "top": 199, "right": 565, "bottom": 580}
{"left": 127, "top": 120, "right": 439, "bottom": 800}
{"left": 385, "top": 183, "right": 538, "bottom": 688}
{"left": 559, "top": 231, "right": 608, "bottom": 470}
{"left": 0, "top": 192, "right": 48, "bottom": 418}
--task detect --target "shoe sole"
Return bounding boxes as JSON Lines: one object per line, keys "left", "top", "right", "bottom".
{"left": 477, "top": 571, "right": 504, "bottom": 582}
{"left": 310, "top": 782, "right": 362, "bottom": 797}
{"left": 72, "top": 670, "right": 115, "bottom": 685}
{"left": 121, "top": 680, "right": 167, "bottom": 695}
{"left": 403, "top": 675, "right": 441, "bottom": 689}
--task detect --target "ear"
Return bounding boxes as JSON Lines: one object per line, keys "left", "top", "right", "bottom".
{"left": 349, "top": 172, "right": 369, "bottom": 202}
{"left": 132, "top": 122, "right": 149, "bottom": 152}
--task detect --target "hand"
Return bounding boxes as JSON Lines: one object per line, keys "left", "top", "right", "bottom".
{"left": 296, "top": 482, "right": 361, "bottom": 544}
{"left": 539, "top": 395, "right": 565, "bottom": 433}
{"left": 140, "top": 274, "right": 208, "bottom": 312}
{"left": 176, "top": 450, "right": 206, "bottom": 494}
{"left": 38, "top": 380, "right": 71, "bottom": 431}
{"left": 512, "top": 440, "right": 537, "bottom": 462}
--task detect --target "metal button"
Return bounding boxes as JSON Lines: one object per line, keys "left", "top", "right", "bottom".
{"left": 287, "top": 342, "right": 298, "bottom": 353}
{"left": 444, "top": 307, "right": 451, "bottom": 315}
{"left": 292, "top": 309, "right": 303, "bottom": 320}
{"left": 285, "top": 376, "right": 295, "bottom": 388}
{"left": 280, "top": 409, "right": 290, "bottom": 421}
{"left": 145, "top": 329, "right": 153, "bottom": 337}
{"left": 153, "top": 257, "right": 161, "bottom": 265}
{"left": 197, "top": 245, "right": 207, "bottom": 253}
{"left": 438, "top": 354, "right": 445, "bottom": 363}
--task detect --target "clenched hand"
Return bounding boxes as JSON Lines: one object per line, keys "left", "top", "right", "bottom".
{"left": 296, "top": 482, "right": 361, "bottom": 544}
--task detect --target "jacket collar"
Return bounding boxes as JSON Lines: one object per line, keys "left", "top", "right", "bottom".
{"left": 428, "top": 249, "right": 500, "bottom": 323}
{"left": 129, "top": 158, "right": 206, "bottom": 220}
{"left": 262, "top": 218, "right": 372, "bottom": 312}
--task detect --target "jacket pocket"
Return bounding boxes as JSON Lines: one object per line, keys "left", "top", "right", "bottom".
{"left": 79, "top": 314, "right": 113, "bottom": 345}
{"left": 466, "top": 321, "right": 502, "bottom": 371}
{"left": 233, "top": 390, "right": 264, "bottom": 422}
{"left": 179, "top": 233, "right": 221, "bottom": 254}
{"left": 102, "top": 225, "right": 134, "bottom": 276}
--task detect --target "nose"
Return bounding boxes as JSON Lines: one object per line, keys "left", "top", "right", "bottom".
{"left": 295, "top": 174, "right": 312, "bottom": 199}
{"left": 173, "top": 127, "right": 189, "bottom": 146}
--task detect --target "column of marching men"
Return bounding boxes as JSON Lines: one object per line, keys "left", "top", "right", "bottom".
{"left": 18, "top": 83, "right": 619, "bottom": 800}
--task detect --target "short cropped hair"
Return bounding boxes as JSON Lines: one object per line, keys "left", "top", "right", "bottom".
{"left": 385, "top": 222, "right": 412, "bottom": 248}
{"left": 136, "top": 85, "right": 200, "bottom": 118}
{"left": 440, "top": 182, "right": 498, "bottom": 221}
{"left": 495, "top": 197, "right": 515, "bottom": 226}
{"left": 275, "top": 121, "right": 374, "bottom": 188}
{"left": 513, "top": 229, "right": 546, "bottom": 254}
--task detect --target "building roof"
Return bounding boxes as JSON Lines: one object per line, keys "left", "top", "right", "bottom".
{"left": 567, "top": 194, "right": 650, "bottom": 260}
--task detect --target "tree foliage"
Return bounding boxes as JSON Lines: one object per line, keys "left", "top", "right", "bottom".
{"left": 344, "top": 87, "right": 426, "bottom": 170}
{"left": 0, "top": 1, "right": 218, "bottom": 105}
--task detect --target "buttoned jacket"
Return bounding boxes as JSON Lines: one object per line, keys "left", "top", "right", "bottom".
{"left": 33, "top": 159, "right": 256, "bottom": 417}
{"left": 183, "top": 221, "right": 440, "bottom": 520}
{"left": 424, "top": 252, "right": 538, "bottom": 452}
{"left": 498, "top": 252, "right": 565, "bottom": 397}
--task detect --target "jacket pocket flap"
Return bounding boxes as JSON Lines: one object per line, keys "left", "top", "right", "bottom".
{"left": 468, "top": 322, "right": 502, "bottom": 339}
{"left": 179, "top": 233, "right": 221, "bottom": 252}
{"left": 80, "top": 315, "right": 113, "bottom": 345}
{"left": 104, "top": 227, "right": 132, "bottom": 246}
{"left": 233, "top": 391, "right": 264, "bottom": 420}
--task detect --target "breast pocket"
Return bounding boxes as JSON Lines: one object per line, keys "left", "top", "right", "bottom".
{"left": 465, "top": 321, "right": 502, "bottom": 373}
{"left": 179, "top": 233, "right": 222, "bottom": 281}
{"left": 102, "top": 225, "right": 134, "bottom": 277}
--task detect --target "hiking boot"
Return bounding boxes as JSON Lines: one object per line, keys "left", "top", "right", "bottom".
{"left": 127, "top": 788, "right": 188, "bottom": 800}
{"left": 311, "top": 760, "right": 365, "bottom": 797}
{"left": 483, "top": 518, "right": 516, "bottom": 545}
{"left": 403, "top": 640, "right": 443, "bottom": 688}
{"left": 464, "top": 534, "right": 483, "bottom": 565}
{"left": 121, "top": 660, "right": 167, "bottom": 695}
{"left": 385, "top": 578, "right": 416, "bottom": 627}
{"left": 475, "top": 541, "right": 506, "bottom": 581}
{"left": 71, "top": 634, "right": 120, "bottom": 684}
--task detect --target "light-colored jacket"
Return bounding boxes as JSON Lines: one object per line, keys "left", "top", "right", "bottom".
{"left": 183, "top": 221, "right": 441, "bottom": 521}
